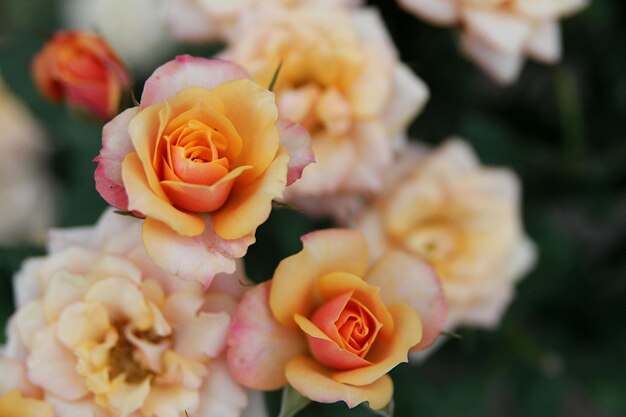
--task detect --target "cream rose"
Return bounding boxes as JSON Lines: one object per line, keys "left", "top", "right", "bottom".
{"left": 223, "top": 4, "right": 429, "bottom": 220}
{"left": 0, "top": 209, "right": 250, "bottom": 417}
{"left": 355, "top": 139, "right": 536, "bottom": 330}
{"left": 0, "top": 81, "right": 56, "bottom": 245}
{"left": 398, "top": 0, "right": 588, "bottom": 83}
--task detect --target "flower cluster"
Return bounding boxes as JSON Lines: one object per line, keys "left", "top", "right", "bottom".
{"left": 0, "top": 0, "right": 561, "bottom": 414}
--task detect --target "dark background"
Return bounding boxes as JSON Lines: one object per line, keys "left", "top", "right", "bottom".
{"left": 0, "top": 0, "right": 624, "bottom": 416}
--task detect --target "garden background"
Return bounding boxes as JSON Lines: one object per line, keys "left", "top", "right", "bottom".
{"left": 0, "top": 0, "right": 624, "bottom": 416}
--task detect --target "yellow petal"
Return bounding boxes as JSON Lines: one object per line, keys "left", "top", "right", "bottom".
{"left": 270, "top": 229, "right": 370, "bottom": 328}
{"left": 211, "top": 79, "right": 280, "bottom": 185}
{"left": 0, "top": 390, "right": 54, "bottom": 417}
{"left": 122, "top": 151, "right": 205, "bottom": 236}
{"left": 285, "top": 356, "right": 393, "bottom": 410}
{"left": 212, "top": 147, "right": 288, "bottom": 240}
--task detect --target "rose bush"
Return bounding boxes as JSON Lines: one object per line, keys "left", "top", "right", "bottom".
{"left": 224, "top": 4, "right": 429, "bottom": 220}
{"left": 94, "top": 55, "right": 312, "bottom": 286}
{"left": 32, "top": 31, "right": 130, "bottom": 119}
{"left": 397, "top": 0, "right": 588, "bottom": 83}
{"left": 227, "top": 229, "right": 446, "bottom": 410}
{"left": 356, "top": 140, "right": 536, "bottom": 330}
{"left": 0, "top": 208, "right": 251, "bottom": 417}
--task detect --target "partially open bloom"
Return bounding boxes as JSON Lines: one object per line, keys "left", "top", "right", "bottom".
{"left": 94, "top": 55, "right": 312, "bottom": 286}
{"left": 398, "top": 0, "right": 588, "bottom": 83}
{"left": 164, "top": 0, "right": 362, "bottom": 43}
{"left": 356, "top": 140, "right": 536, "bottom": 329}
{"left": 0, "top": 81, "right": 56, "bottom": 245}
{"left": 0, "top": 209, "right": 249, "bottom": 417}
{"left": 224, "top": 5, "right": 429, "bottom": 219}
{"left": 32, "top": 31, "right": 130, "bottom": 119}
{"left": 227, "top": 229, "right": 446, "bottom": 410}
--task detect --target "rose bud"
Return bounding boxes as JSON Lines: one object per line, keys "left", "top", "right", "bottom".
{"left": 32, "top": 31, "right": 130, "bottom": 120}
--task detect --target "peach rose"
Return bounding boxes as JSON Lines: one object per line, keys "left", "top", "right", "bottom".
{"left": 32, "top": 31, "right": 130, "bottom": 119}
{"left": 398, "top": 0, "right": 588, "bottom": 83}
{"left": 355, "top": 140, "right": 537, "bottom": 330}
{"left": 224, "top": 4, "right": 429, "bottom": 220}
{"left": 164, "top": 0, "right": 362, "bottom": 43}
{"left": 0, "top": 208, "right": 250, "bottom": 417}
{"left": 227, "top": 229, "right": 446, "bottom": 410}
{"left": 0, "top": 80, "right": 56, "bottom": 245}
{"left": 94, "top": 55, "right": 312, "bottom": 286}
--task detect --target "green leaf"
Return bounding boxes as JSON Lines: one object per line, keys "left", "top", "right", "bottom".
{"left": 441, "top": 331, "right": 463, "bottom": 340}
{"left": 366, "top": 399, "right": 394, "bottom": 417}
{"left": 277, "top": 385, "right": 311, "bottom": 417}
{"left": 272, "top": 200, "right": 303, "bottom": 212}
{"left": 268, "top": 61, "right": 283, "bottom": 92}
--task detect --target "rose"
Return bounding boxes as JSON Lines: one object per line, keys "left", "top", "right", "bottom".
{"left": 355, "top": 140, "right": 536, "bottom": 329}
{"left": 32, "top": 31, "right": 130, "bottom": 119}
{"left": 397, "top": 0, "right": 588, "bottom": 83}
{"left": 227, "top": 229, "right": 446, "bottom": 410}
{"left": 224, "top": 5, "right": 429, "bottom": 220}
{"left": 0, "top": 208, "right": 251, "bottom": 417}
{"left": 0, "top": 81, "right": 56, "bottom": 245}
{"left": 94, "top": 55, "right": 313, "bottom": 285}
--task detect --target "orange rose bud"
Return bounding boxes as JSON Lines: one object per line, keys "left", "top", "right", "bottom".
{"left": 32, "top": 31, "right": 130, "bottom": 120}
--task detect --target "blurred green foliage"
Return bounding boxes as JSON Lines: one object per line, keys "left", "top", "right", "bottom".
{"left": 0, "top": 0, "right": 625, "bottom": 416}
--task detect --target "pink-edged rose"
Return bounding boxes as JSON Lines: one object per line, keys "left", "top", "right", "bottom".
{"left": 227, "top": 229, "right": 447, "bottom": 410}
{"left": 94, "top": 55, "right": 313, "bottom": 286}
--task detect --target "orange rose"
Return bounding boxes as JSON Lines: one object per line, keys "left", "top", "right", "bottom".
{"left": 32, "top": 31, "right": 130, "bottom": 120}
{"left": 95, "top": 56, "right": 313, "bottom": 286}
{"left": 227, "top": 229, "right": 446, "bottom": 410}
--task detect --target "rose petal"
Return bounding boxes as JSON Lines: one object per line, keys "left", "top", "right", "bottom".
{"left": 122, "top": 151, "right": 205, "bottom": 236}
{"left": 27, "top": 328, "right": 88, "bottom": 401}
{"left": 269, "top": 229, "right": 369, "bottom": 328}
{"left": 460, "top": 31, "right": 524, "bottom": 85}
{"left": 331, "top": 304, "right": 421, "bottom": 386}
{"left": 141, "top": 385, "right": 199, "bottom": 417}
{"left": 94, "top": 107, "right": 138, "bottom": 210}
{"left": 365, "top": 251, "right": 447, "bottom": 350}
{"left": 462, "top": 8, "right": 531, "bottom": 55}
{"left": 195, "top": 358, "right": 249, "bottom": 417}
{"left": 0, "top": 358, "right": 40, "bottom": 397}
{"left": 383, "top": 64, "right": 430, "bottom": 135}
{"left": 227, "top": 282, "right": 307, "bottom": 390}
{"left": 162, "top": 291, "right": 231, "bottom": 360}
{"left": 524, "top": 20, "right": 561, "bottom": 64}
{"left": 397, "top": 0, "right": 459, "bottom": 25}
{"left": 142, "top": 215, "right": 254, "bottom": 287}
{"left": 285, "top": 356, "right": 393, "bottom": 410}
{"left": 141, "top": 56, "right": 249, "bottom": 108}
{"left": 316, "top": 272, "right": 394, "bottom": 339}
{"left": 0, "top": 390, "right": 54, "bottom": 417}
{"left": 160, "top": 165, "right": 251, "bottom": 213}
{"left": 212, "top": 147, "right": 289, "bottom": 240}
{"left": 211, "top": 78, "right": 280, "bottom": 185}
{"left": 294, "top": 314, "right": 371, "bottom": 370}
{"left": 277, "top": 119, "right": 314, "bottom": 186}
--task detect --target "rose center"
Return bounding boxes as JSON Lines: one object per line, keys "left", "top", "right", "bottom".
{"left": 334, "top": 298, "right": 381, "bottom": 358}
{"left": 107, "top": 322, "right": 166, "bottom": 384}
{"left": 404, "top": 221, "right": 464, "bottom": 263}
